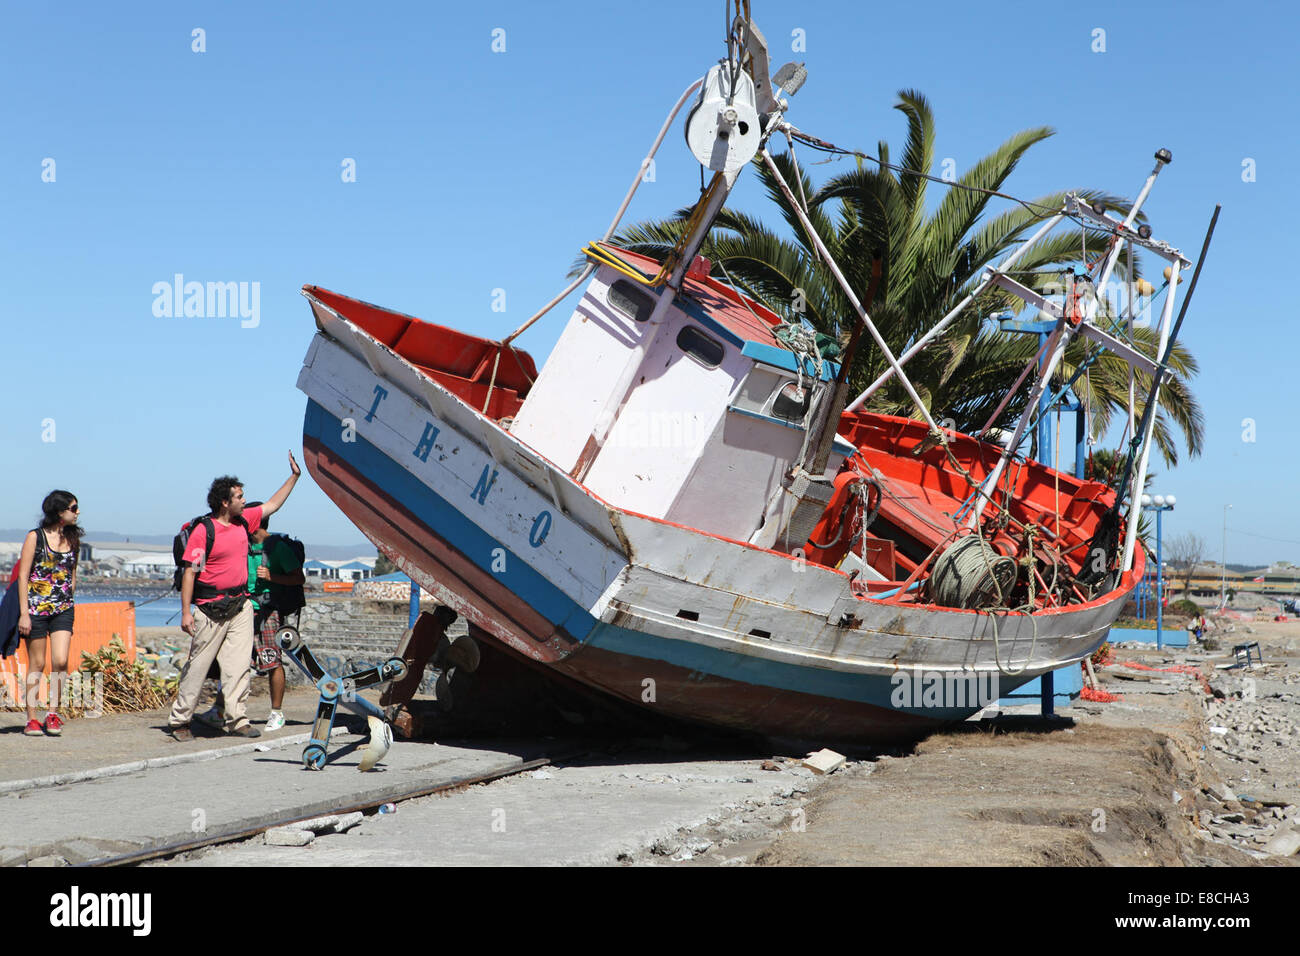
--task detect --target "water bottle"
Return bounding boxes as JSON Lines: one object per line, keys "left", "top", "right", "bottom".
{"left": 377, "top": 803, "right": 397, "bottom": 815}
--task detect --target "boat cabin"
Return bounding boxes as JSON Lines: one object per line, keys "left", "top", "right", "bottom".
{"left": 509, "top": 246, "right": 853, "bottom": 549}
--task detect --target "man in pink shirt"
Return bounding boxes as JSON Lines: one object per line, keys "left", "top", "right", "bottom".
{"left": 169, "top": 452, "right": 301, "bottom": 740}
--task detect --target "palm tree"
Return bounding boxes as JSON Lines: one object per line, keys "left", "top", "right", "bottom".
{"left": 605, "top": 90, "right": 1204, "bottom": 466}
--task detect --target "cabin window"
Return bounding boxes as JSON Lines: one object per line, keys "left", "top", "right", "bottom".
{"left": 608, "top": 280, "right": 655, "bottom": 322}
{"left": 676, "top": 326, "right": 724, "bottom": 368}
{"left": 771, "top": 381, "right": 811, "bottom": 422}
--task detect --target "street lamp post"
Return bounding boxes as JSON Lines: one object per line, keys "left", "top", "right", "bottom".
{"left": 1141, "top": 493, "right": 1177, "bottom": 650}
{"left": 1222, "top": 503, "right": 1232, "bottom": 608}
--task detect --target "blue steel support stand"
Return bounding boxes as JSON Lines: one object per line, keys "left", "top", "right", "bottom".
{"left": 409, "top": 577, "right": 420, "bottom": 628}
{"left": 1133, "top": 510, "right": 1177, "bottom": 631}
{"left": 1139, "top": 501, "right": 1173, "bottom": 650}
{"left": 1156, "top": 508, "right": 1164, "bottom": 651}
{"left": 1000, "top": 316, "right": 1085, "bottom": 717}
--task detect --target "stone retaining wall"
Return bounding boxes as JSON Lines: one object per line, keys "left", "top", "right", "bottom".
{"left": 290, "top": 596, "right": 464, "bottom": 695}
{"left": 292, "top": 597, "right": 415, "bottom": 689}
{"left": 350, "top": 580, "right": 435, "bottom": 602}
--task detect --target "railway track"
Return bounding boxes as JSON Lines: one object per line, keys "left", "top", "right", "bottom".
{"left": 86, "top": 752, "right": 571, "bottom": 867}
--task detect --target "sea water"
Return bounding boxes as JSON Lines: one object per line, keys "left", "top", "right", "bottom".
{"left": 75, "top": 584, "right": 182, "bottom": 628}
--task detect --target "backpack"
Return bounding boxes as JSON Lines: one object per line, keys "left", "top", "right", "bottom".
{"left": 263, "top": 532, "right": 307, "bottom": 615}
{"left": 172, "top": 514, "right": 248, "bottom": 592}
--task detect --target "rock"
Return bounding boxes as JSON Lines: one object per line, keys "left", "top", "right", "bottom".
{"left": 650, "top": 838, "right": 681, "bottom": 857}
{"left": 803, "top": 748, "right": 847, "bottom": 775}
{"left": 0, "top": 848, "right": 26, "bottom": 867}
{"left": 1262, "top": 829, "right": 1300, "bottom": 857}
{"left": 761, "top": 760, "right": 781, "bottom": 771}
{"left": 27, "top": 855, "right": 69, "bottom": 867}
{"left": 293, "top": 815, "right": 341, "bottom": 833}
{"left": 1206, "top": 782, "right": 1238, "bottom": 804}
{"left": 284, "top": 812, "right": 361, "bottom": 834}
{"left": 266, "top": 827, "right": 315, "bottom": 847}
{"left": 333, "top": 812, "right": 364, "bottom": 833}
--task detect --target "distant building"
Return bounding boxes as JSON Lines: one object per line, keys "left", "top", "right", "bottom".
{"left": 0, "top": 537, "right": 94, "bottom": 571}
{"left": 1178, "top": 561, "right": 1297, "bottom": 596}
{"left": 85, "top": 541, "right": 171, "bottom": 562}
{"left": 303, "top": 556, "right": 376, "bottom": 581}
{"left": 120, "top": 553, "right": 174, "bottom": 578}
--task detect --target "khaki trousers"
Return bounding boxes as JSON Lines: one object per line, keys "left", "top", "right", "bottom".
{"left": 168, "top": 600, "right": 254, "bottom": 730}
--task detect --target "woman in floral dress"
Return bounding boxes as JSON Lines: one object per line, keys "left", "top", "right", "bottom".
{"left": 16, "top": 490, "right": 83, "bottom": 736}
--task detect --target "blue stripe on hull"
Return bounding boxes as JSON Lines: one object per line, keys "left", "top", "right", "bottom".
{"left": 305, "top": 399, "right": 595, "bottom": 641}
{"left": 584, "top": 623, "right": 1032, "bottom": 720}
{"left": 305, "top": 399, "right": 1027, "bottom": 719}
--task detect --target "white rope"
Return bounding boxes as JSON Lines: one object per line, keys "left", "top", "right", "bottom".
{"left": 776, "top": 323, "right": 823, "bottom": 393}
{"left": 987, "top": 609, "right": 1039, "bottom": 677}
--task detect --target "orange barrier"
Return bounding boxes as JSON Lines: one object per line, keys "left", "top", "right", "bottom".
{"left": 322, "top": 580, "right": 355, "bottom": 593}
{"left": 1, "top": 601, "right": 136, "bottom": 707}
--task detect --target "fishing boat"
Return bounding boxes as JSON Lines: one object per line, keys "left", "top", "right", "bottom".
{"left": 293, "top": 5, "right": 1209, "bottom": 744}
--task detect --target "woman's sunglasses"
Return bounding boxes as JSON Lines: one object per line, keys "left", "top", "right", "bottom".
{"left": 66, "top": 504, "right": 79, "bottom": 513}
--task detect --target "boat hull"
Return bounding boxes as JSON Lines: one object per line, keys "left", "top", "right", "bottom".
{"left": 296, "top": 301, "right": 1142, "bottom": 745}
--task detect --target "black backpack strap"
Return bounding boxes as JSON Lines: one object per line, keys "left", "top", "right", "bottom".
{"left": 201, "top": 516, "right": 217, "bottom": 569}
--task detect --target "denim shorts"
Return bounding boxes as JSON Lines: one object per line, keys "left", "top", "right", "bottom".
{"left": 26, "top": 606, "right": 75, "bottom": 639}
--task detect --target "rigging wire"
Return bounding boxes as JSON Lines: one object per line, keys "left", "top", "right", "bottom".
{"left": 1225, "top": 528, "right": 1300, "bottom": 547}
{"left": 785, "top": 127, "right": 1110, "bottom": 235}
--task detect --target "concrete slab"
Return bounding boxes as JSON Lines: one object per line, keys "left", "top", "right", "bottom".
{"left": 161, "top": 756, "right": 820, "bottom": 867}
{"left": 0, "top": 721, "right": 547, "bottom": 863}
{"left": 0, "top": 686, "right": 330, "bottom": 786}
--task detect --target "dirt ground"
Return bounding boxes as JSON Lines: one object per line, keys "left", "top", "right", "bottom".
{"left": 755, "top": 721, "right": 1219, "bottom": 866}
{"left": 745, "top": 618, "right": 1300, "bottom": 867}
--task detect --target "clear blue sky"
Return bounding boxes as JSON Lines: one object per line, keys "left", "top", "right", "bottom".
{"left": 2, "top": 0, "right": 1296, "bottom": 566}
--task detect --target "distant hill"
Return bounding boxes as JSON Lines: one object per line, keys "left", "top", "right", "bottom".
{"left": 0, "top": 529, "right": 375, "bottom": 562}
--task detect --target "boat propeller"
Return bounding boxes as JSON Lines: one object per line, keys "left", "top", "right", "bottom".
{"left": 275, "top": 623, "right": 408, "bottom": 771}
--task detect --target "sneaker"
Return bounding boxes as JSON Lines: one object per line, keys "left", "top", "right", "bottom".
{"left": 171, "top": 724, "right": 194, "bottom": 742}
{"left": 23, "top": 720, "right": 44, "bottom": 737}
{"left": 43, "top": 713, "right": 63, "bottom": 736}
{"left": 194, "top": 706, "right": 224, "bottom": 730}
{"left": 229, "top": 723, "right": 261, "bottom": 738}
{"left": 264, "top": 710, "right": 286, "bottom": 732}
